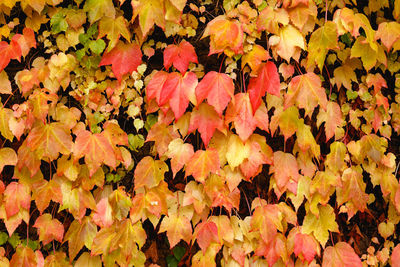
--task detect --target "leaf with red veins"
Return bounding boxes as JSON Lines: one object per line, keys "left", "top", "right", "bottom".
{"left": 164, "top": 40, "right": 198, "bottom": 73}
{"left": 202, "top": 15, "right": 244, "bottom": 56}
{"left": 317, "top": 101, "right": 343, "bottom": 141}
{"left": 33, "top": 214, "right": 64, "bottom": 245}
{"left": 73, "top": 130, "right": 116, "bottom": 176}
{"left": 188, "top": 103, "right": 225, "bottom": 146}
{"left": 322, "top": 242, "right": 362, "bottom": 267}
{"left": 146, "top": 122, "right": 179, "bottom": 156}
{"left": 248, "top": 61, "right": 280, "bottom": 112}
{"left": 284, "top": 72, "right": 328, "bottom": 117}
{"left": 185, "top": 148, "right": 220, "bottom": 183}
{"left": 193, "top": 221, "right": 220, "bottom": 254}
{"left": 0, "top": 41, "right": 21, "bottom": 72}
{"left": 99, "top": 42, "right": 142, "bottom": 82}
{"left": 134, "top": 156, "right": 168, "bottom": 189}
{"left": 195, "top": 71, "right": 235, "bottom": 116}
{"left": 12, "top": 28, "right": 36, "bottom": 58}
{"left": 273, "top": 151, "right": 299, "bottom": 191}
{"left": 168, "top": 71, "right": 198, "bottom": 119}
{"left": 225, "top": 93, "right": 256, "bottom": 142}
{"left": 166, "top": 138, "right": 194, "bottom": 177}
{"left": 159, "top": 213, "right": 192, "bottom": 248}
{"left": 4, "top": 182, "right": 30, "bottom": 218}
{"left": 242, "top": 44, "right": 270, "bottom": 75}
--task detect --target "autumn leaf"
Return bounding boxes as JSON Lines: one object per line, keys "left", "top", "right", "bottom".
{"left": 322, "top": 242, "right": 362, "bottom": 267}
{"left": 99, "top": 41, "right": 142, "bottom": 82}
{"left": 188, "top": 103, "right": 225, "bottom": 146}
{"left": 202, "top": 15, "right": 244, "bottom": 56}
{"left": 350, "top": 36, "right": 386, "bottom": 72}
{"left": 9, "top": 245, "right": 39, "bottom": 267}
{"left": 146, "top": 122, "right": 179, "bottom": 156}
{"left": 270, "top": 106, "right": 302, "bottom": 140}
{"left": 33, "top": 214, "right": 64, "bottom": 245}
{"left": 226, "top": 134, "right": 250, "bottom": 169}
{"left": 302, "top": 205, "right": 339, "bottom": 247}
{"left": 185, "top": 148, "right": 220, "bottom": 183}
{"left": 376, "top": 21, "right": 400, "bottom": 51}
{"left": 307, "top": 21, "right": 338, "bottom": 70}
{"left": 32, "top": 179, "right": 62, "bottom": 214}
{"left": 73, "top": 130, "right": 116, "bottom": 176}
{"left": 391, "top": 244, "right": 400, "bottom": 266}
{"left": 64, "top": 217, "right": 97, "bottom": 260}
{"left": 317, "top": 101, "right": 343, "bottom": 141}
{"left": 98, "top": 16, "right": 131, "bottom": 51}
{"left": 134, "top": 156, "right": 168, "bottom": 189}
{"left": 0, "top": 147, "right": 17, "bottom": 173}
{"left": 164, "top": 40, "right": 198, "bottom": 73}
{"left": 0, "top": 71, "right": 11, "bottom": 94}
{"left": 12, "top": 28, "right": 36, "bottom": 58}
{"left": 272, "top": 151, "right": 299, "bottom": 191}
{"left": 272, "top": 24, "right": 305, "bottom": 62}
{"left": 0, "top": 40, "right": 21, "bottom": 72}
{"left": 284, "top": 72, "right": 328, "bottom": 117}
{"left": 92, "top": 198, "right": 113, "bottom": 228}
{"left": 84, "top": 0, "right": 115, "bottom": 24}
{"left": 193, "top": 221, "right": 220, "bottom": 254}
{"left": 225, "top": 93, "right": 256, "bottom": 141}
{"left": 166, "top": 138, "right": 194, "bottom": 177}
{"left": 195, "top": 71, "right": 235, "bottom": 116}
{"left": 159, "top": 213, "right": 192, "bottom": 248}
{"left": 247, "top": 61, "right": 280, "bottom": 112}
{"left": 167, "top": 72, "right": 198, "bottom": 119}
{"left": 241, "top": 44, "right": 270, "bottom": 75}
{"left": 131, "top": 0, "right": 166, "bottom": 37}
{"left": 4, "top": 182, "right": 30, "bottom": 218}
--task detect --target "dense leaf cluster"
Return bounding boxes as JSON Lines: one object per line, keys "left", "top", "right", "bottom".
{"left": 0, "top": 0, "right": 400, "bottom": 266}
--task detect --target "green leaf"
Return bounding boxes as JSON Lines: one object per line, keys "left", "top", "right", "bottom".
{"left": 166, "top": 255, "right": 178, "bottom": 267}
{"left": 173, "top": 246, "right": 186, "bottom": 261}
{"left": 0, "top": 232, "right": 8, "bottom": 246}
{"left": 8, "top": 233, "right": 21, "bottom": 249}
{"left": 128, "top": 134, "right": 144, "bottom": 152}
{"left": 27, "top": 239, "right": 39, "bottom": 250}
{"left": 79, "top": 33, "right": 90, "bottom": 45}
{"left": 89, "top": 39, "right": 106, "bottom": 55}
{"left": 51, "top": 12, "right": 68, "bottom": 34}
{"left": 145, "top": 114, "right": 158, "bottom": 131}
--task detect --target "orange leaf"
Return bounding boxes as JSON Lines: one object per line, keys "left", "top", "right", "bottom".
{"left": 193, "top": 221, "right": 219, "bottom": 253}
{"left": 73, "top": 130, "right": 116, "bottom": 176}
{"left": 322, "top": 242, "right": 362, "bottom": 267}
{"left": 4, "top": 182, "right": 30, "bottom": 218}
{"left": 33, "top": 214, "right": 64, "bottom": 245}
{"left": 159, "top": 213, "right": 192, "bottom": 248}
{"left": 188, "top": 103, "right": 225, "bottom": 146}
{"left": 186, "top": 148, "right": 220, "bottom": 183}
{"left": 225, "top": 93, "right": 256, "bottom": 141}
{"left": 284, "top": 72, "right": 328, "bottom": 117}
{"left": 134, "top": 156, "right": 168, "bottom": 189}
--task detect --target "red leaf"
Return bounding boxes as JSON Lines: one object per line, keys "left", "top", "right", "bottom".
{"left": 188, "top": 103, "right": 225, "bottom": 146}
{"left": 194, "top": 221, "right": 219, "bottom": 253}
{"left": 225, "top": 93, "right": 256, "bottom": 141}
{"left": 392, "top": 244, "right": 400, "bottom": 267}
{"left": 12, "top": 28, "right": 36, "bottom": 58}
{"left": 164, "top": 40, "right": 198, "bottom": 73}
{"left": 99, "top": 42, "right": 142, "bottom": 82}
{"left": 0, "top": 41, "right": 21, "bottom": 72}
{"left": 248, "top": 61, "right": 280, "bottom": 112}
{"left": 196, "top": 71, "right": 235, "bottom": 116}
{"left": 168, "top": 72, "right": 198, "bottom": 119}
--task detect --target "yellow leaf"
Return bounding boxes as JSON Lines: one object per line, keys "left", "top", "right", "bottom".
{"left": 226, "top": 134, "right": 250, "bottom": 169}
{"left": 98, "top": 16, "right": 131, "bottom": 51}
{"left": 273, "top": 24, "right": 305, "bottom": 62}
